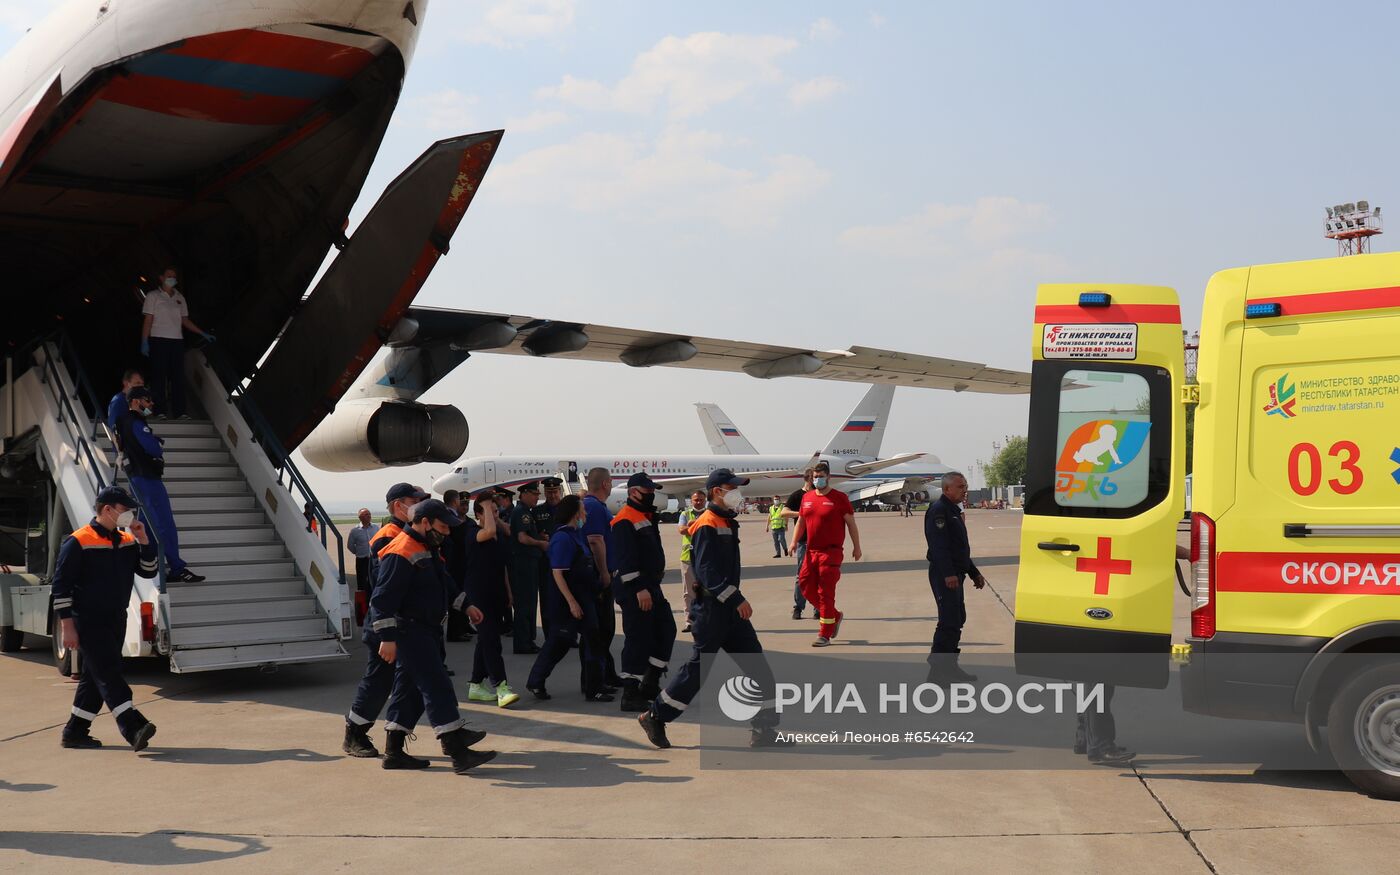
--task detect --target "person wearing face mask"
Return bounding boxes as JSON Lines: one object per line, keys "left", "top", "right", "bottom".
{"left": 463, "top": 496, "right": 520, "bottom": 708}
{"left": 508, "top": 482, "right": 547, "bottom": 655}
{"left": 581, "top": 467, "right": 625, "bottom": 690}
{"left": 676, "top": 490, "right": 706, "bottom": 633}
{"left": 107, "top": 368, "right": 144, "bottom": 433}
{"left": 924, "top": 471, "right": 988, "bottom": 686}
{"left": 639, "top": 469, "right": 790, "bottom": 750}
{"left": 781, "top": 469, "right": 816, "bottom": 620}
{"left": 52, "top": 486, "right": 160, "bottom": 751}
{"left": 373, "top": 499, "right": 495, "bottom": 773}
{"left": 139, "top": 266, "right": 214, "bottom": 420}
{"left": 790, "top": 460, "right": 862, "bottom": 647}
{"left": 610, "top": 472, "right": 676, "bottom": 712}
{"left": 117, "top": 386, "right": 204, "bottom": 583}
{"left": 342, "top": 482, "right": 428, "bottom": 759}
{"left": 525, "top": 495, "right": 613, "bottom": 702}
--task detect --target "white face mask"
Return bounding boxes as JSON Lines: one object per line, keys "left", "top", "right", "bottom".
{"left": 115, "top": 510, "right": 136, "bottom": 528}
{"left": 163, "top": 277, "right": 177, "bottom": 288}
{"left": 814, "top": 476, "right": 829, "bottom": 490}
{"left": 722, "top": 488, "right": 745, "bottom": 510}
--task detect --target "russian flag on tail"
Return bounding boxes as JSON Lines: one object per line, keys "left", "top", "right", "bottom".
{"left": 720, "top": 427, "right": 741, "bottom": 436}
{"left": 843, "top": 418, "right": 876, "bottom": 432}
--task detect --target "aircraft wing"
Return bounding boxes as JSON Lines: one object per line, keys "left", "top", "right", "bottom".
{"left": 398, "top": 306, "right": 1029, "bottom": 394}
{"left": 843, "top": 452, "right": 927, "bottom": 477}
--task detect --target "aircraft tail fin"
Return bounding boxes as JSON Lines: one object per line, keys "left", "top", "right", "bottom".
{"left": 696, "top": 403, "right": 759, "bottom": 454}
{"left": 822, "top": 384, "right": 895, "bottom": 458}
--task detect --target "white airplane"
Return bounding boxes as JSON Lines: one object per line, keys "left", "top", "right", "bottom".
{"left": 696, "top": 385, "right": 944, "bottom": 504}
{"left": 430, "top": 384, "right": 946, "bottom": 511}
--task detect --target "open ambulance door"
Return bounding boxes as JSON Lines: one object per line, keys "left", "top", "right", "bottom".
{"left": 1014, "top": 285, "right": 1186, "bottom": 688}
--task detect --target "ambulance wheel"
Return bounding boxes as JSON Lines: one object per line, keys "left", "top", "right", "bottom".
{"left": 1327, "top": 662, "right": 1400, "bottom": 800}
{"left": 50, "top": 616, "right": 77, "bottom": 678}
{"left": 0, "top": 625, "right": 23, "bottom": 652}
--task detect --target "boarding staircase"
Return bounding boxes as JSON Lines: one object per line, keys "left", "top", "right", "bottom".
{"left": 11, "top": 335, "right": 351, "bottom": 673}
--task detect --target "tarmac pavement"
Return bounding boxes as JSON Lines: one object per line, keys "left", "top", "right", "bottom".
{"left": 2, "top": 510, "right": 1398, "bottom": 873}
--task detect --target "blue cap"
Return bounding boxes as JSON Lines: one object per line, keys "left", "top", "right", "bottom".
{"left": 705, "top": 468, "right": 749, "bottom": 491}
{"left": 386, "top": 482, "right": 430, "bottom": 504}
{"left": 96, "top": 486, "right": 138, "bottom": 508}
{"left": 128, "top": 385, "right": 153, "bottom": 401}
{"left": 411, "top": 499, "right": 463, "bottom": 527}
{"left": 627, "top": 472, "right": 658, "bottom": 490}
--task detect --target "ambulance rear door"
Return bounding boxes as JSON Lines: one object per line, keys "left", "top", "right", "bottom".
{"left": 1014, "top": 285, "right": 1186, "bottom": 688}
{"left": 1212, "top": 255, "right": 1400, "bottom": 643}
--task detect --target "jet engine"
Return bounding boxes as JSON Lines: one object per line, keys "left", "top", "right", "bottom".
{"left": 299, "top": 399, "right": 468, "bottom": 473}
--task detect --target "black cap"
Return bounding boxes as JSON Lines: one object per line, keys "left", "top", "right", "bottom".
{"left": 128, "top": 386, "right": 153, "bottom": 401}
{"left": 705, "top": 468, "right": 750, "bottom": 490}
{"left": 540, "top": 477, "right": 562, "bottom": 487}
{"left": 494, "top": 486, "right": 515, "bottom": 499}
{"left": 96, "top": 486, "right": 138, "bottom": 508}
{"left": 518, "top": 481, "right": 540, "bottom": 494}
{"left": 411, "top": 499, "right": 463, "bottom": 527}
{"left": 627, "top": 472, "right": 659, "bottom": 490}
{"left": 386, "top": 482, "right": 430, "bottom": 504}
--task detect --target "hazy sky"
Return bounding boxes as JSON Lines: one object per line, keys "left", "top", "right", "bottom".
{"left": 4, "top": 1, "right": 1394, "bottom": 507}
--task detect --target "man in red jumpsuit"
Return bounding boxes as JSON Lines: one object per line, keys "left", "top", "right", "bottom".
{"left": 790, "top": 460, "right": 862, "bottom": 646}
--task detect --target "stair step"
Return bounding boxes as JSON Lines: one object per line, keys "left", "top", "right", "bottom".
{"left": 169, "top": 617, "right": 330, "bottom": 647}
{"left": 163, "top": 480, "right": 249, "bottom": 496}
{"left": 144, "top": 420, "right": 217, "bottom": 437}
{"left": 165, "top": 579, "right": 307, "bottom": 603}
{"left": 179, "top": 527, "right": 279, "bottom": 546}
{"left": 169, "top": 638, "right": 348, "bottom": 674}
{"left": 159, "top": 450, "right": 234, "bottom": 465}
{"left": 171, "top": 597, "right": 320, "bottom": 625}
{"left": 100, "top": 434, "right": 223, "bottom": 451}
{"left": 172, "top": 509, "right": 267, "bottom": 528}
{"left": 183, "top": 560, "right": 297, "bottom": 581}
{"left": 160, "top": 466, "right": 243, "bottom": 480}
{"left": 180, "top": 543, "right": 286, "bottom": 563}
{"left": 171, "top": 495, "right": 259, "bottom": 512}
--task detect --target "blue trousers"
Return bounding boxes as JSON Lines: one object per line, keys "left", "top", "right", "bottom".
{"left": 771, "top": 529, "right": 788, "bottom": 556}
{"left": 146, "top": 336, "right": 187, "bottom": 417}
{"left": 347, "top": 627, "right": 394, "bottom": 726}
{"left": 527, "top": 590, "right": 604, "bottom": 694}
{"left": 792, "top": 542, "right": 808, "bottom": 610}
{"left": 618, "top": 583, "right": 675, "bottom": 681}
{"left": 928, "top": 569, "right": 967, "bottom": 654}
{"left": 70, "top": 613, "right": 147, "bottom": 740}
{"left": 653, "top": 598, "right": 778, "bottom": 728}
{"left": 384, "top": 625, "right": 465, "bottom": 735}
{"left": 129, "top": 475, "right": 185, "bottom": 573}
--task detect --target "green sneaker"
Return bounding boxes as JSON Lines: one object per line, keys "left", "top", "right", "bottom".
{"left": 496, "top": 682, "right": 521, "bottom": 708}
{"left": 467, "top": 682, "right": 497, "bottom": 703}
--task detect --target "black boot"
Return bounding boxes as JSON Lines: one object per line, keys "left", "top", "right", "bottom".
{"left": 121, "top": 711, "right": 156, "bottom": 752}
{"left": 61, "top": 715, "right": 102, "bottom": 749}
{"left": 750, "top": 726, "right": 796, "bottom": 749}
{"left": 382, "top": 730, "right": 431, "bottom": 770}
{"left": 619, "top": 681, "right": 650, "bottom": 713}
{"left": 343, "top": 721, "right": 380, "bottom": 758}
{"left": 439, "top": 728, "right": 497, "bottom": 774}
{"left": 638, "top": 707, "right": 671, "bottom": 749}
{"left": 639, "top": 665, "right": 664, "bottom": 701}
{"left": 1088, "top": 744, "right": 1136, "bottom": 766}
{"left": 926, "top": 655, "right": 977, "bottom": 685}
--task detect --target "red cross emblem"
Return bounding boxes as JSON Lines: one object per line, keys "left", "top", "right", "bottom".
{"left": 1076, "top": 537, "right": 1132, "bottom": 595}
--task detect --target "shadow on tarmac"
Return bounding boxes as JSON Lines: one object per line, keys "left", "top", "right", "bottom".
{"left": 473, "top": 750, "right": 692, "bottom": 789}
{"left": 144, "top": 746, "right": 338, "bottom": 766}
{"left": 1138, "top": 769, "right": 1357, "bottom": 793}
{"left": 0, "top": 830, "right": 266, "bottom": 866}
{"left": 0, "top": 779, "right": 55, "bottom": 793}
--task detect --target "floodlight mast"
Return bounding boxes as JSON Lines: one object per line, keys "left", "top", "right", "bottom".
{"left": 1324, "top": 199, "right": 1383, "bottom": 255}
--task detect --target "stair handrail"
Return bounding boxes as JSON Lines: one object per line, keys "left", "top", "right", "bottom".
{"left": 201, "top": 345, "right": 347, "bottom": 590}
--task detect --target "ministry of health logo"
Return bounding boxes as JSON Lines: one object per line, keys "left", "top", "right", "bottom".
{"left": 1263, "top": 374, "right": 1298, "bottom": 419}
{"left": 717, "top": 675, "right": 765, "bottom": 722}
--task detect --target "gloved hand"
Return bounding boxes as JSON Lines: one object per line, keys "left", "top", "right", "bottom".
{"left": 140, "top": 338, "right": 150, "bottom": 357}
{"left": 201, "top": 332, "right": 216, "bottom": 343}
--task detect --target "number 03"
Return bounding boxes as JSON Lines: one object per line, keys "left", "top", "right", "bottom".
{"left": 1287, "top": 441, "right": 1363, "bottom": 496}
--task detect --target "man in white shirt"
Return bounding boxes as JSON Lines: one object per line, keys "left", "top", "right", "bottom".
{"left": 140, "top": 267, "right": 214, "bottom": 420}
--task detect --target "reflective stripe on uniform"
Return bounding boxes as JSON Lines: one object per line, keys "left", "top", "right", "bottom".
{"left": 384, "top": 721, "right": 409, "bottom": 733}
{"left": 346, "top": 711, "right": 372, "bottom": 726}
{"left": 618, "top": 671, "right": 644, "bottom": 681}
{"left": 112, "top": 701, "right": 133, "bottom": 716}
{"left": 660, "top": 690, "right": 688, "bottom": 711}
{"left": 715, "top": 528, "right": 733, "bottom": 537}
{"left": 632, "top": 519, "right": 652, "bottom": 529}
{"left": 371, "top": 618, "right": 397, "bottom": 631}
{"left": 432, "top": 717, "right": 467, "bottom": 736}
{"left": 52, "top": 598, "right": 72, "bottom": 609}
{"left": 819, "top": 616, "right": 837, "bottom": 625}
{"left": 716, "top": 585, "right": 738, "bottom": 602}
{"left": 71, "top": 706, "right": 98, "bottom": 721}
{"left": 648, "top": 656, "right": 668, "bottom": 669}
{"left": 620, "top": 571, "right": 640, "bottom": 583}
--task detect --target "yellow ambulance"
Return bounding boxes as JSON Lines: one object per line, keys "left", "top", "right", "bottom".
{"left": 1015, "top": 254, "right": 1400, "bottom": 798}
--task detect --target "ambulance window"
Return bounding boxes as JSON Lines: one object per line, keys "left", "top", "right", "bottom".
{"left": 1024, "top": 362, "right": 1172, "bottom": 519}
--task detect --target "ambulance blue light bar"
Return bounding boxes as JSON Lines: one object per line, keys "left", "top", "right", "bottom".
{"left": 1245, "top": 302, "right": 1283, "bottom": 319}
{"left": 1078, "top": 292, "right": 1112, "bottom": 307}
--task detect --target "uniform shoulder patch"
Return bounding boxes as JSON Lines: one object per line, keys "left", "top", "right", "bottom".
{"left": 934, "top": 516, "right": 947, "bottom": 529}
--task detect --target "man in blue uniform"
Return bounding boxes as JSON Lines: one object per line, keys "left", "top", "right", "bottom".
{"left": 924, "top": 472, "right": 986, "bottom": 684}
{"left": 106, "top": 368, "right": 144, "bottom": 433}
{"left": 533, "top": 477, "right": 563, "bottom": 639}
{"left": 374, "top": 499, "right": 496, "bottom": 774}
{"left": 115, "top": 386, "right": 203, "bottom": 582}
{"left": 611, "top": 472, "right": 676, "bottom": 712}
{"left": 638, "top": 469, "right": 788, "bottom": 749}
{"left": 509, "top": 482, "right": 547, "bottom": 654}
{"left": 342, "top": 483, "right": 428, "bottom": 758}
{"left": 53, "top": 486, "right": 160, "bottom": 751}
{"left": 582, "top": 467, "right": 624, "bottom": 689}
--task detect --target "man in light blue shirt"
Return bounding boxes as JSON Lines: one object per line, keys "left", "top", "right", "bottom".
{"left": 346, "top": 508, "right": 375, "bottom": 598}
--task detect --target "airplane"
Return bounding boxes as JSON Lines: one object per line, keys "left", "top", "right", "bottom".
{"left": 430, "top": 384, "right": 948, "bottom": 512}
{"left": 2, "top": 0, "right": 1029, "bottom": 478}
{"left": 694, "top": 386, "right": 945, "bottom": 504}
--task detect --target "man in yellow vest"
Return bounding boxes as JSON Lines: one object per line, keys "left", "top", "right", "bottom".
{"left": 768, "top": 496, "right": 789, "bottom": 558}
{"left": 676, "top": 490, "right": 705, "bottom": 634}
